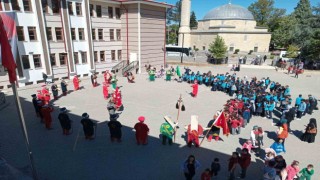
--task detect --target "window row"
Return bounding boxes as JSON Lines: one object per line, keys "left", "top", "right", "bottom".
{"left": 71, "top": 28, "right": 85, "bottom": 41}
{"left": 94, "top": 50, "right": 122, "bottom": 62}
{"left": 92, "top": 28, "right": 121, "bottom": 41}
{"left": 67, "top": 2, "right": 82, "bottom": 16}
{"left": 89, "top": 4, "right": 121, "bottom": 19}
{"left": 0, "top": 0, "right": 32, "bottom": 12}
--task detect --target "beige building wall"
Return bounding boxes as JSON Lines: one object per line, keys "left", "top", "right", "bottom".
{"left": 140, "top": 4, "right": 166, "bottom": 68}
{"left": 191, "top": 33, "right": 217, "bottom": 51}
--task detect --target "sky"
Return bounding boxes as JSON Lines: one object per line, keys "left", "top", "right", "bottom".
{"left": 160, "top": 0, "right": 319, "bottom": 20}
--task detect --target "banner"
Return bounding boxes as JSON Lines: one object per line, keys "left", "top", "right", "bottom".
{"left": 214, "top": 112, "right": 230, "bottom": 136}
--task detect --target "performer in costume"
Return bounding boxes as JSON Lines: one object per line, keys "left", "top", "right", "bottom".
{"left": 104, "top": 70, "right": 112, "bottom": 83}
{"left": 58, "top": 107, "right": 72, "bottom": 135}
{"left": 186, "top": 115, "right": 203, "bottom": 147}
{"left": 149, "top": 68, "right": 156, "bottom": 81}
{"left": 107, "top": 99, "right": 119, "bottom": 121}
{"left": 108, "top": 119, "right": 122, "bottom": 142}
{"left": 40, "top": 104, "right": 54, "bottom": 129}
{"left": 115, "top": 90, "right": 123, "bottom": 111}
{"left": 206, "top": 114, "right": 221, "bottom": 142}
{"left": 166, "top": 69, "right": 172, "bottom": 81}
{"left": 73, "top": 75, "right": 80, "bottom": 91}
{"left": 191, "top": 80, "right": 199, "bottom": 97}
{"left": 51, "top": 83, "right": 59, "bottom": 100}
{"left": 41, "top": 85, "right": 51, "bottom": 104}
{"left": 60, "top": 78, "right": 68, "bottom": 96}
{"left": 160, "top": 116, "right": 177, "bottom": 145}
{"left": 134, "top": 116, "right": 149, "bottom": 145}
{"left": 111, "top": 74, "right": 118, "bottom": 89}
{"left": 31, "top": 94, "right": 41, "bottom": 117}
{"left": 102, "top": 82, "right": 109, "bottom": 99}
{"left": 80, "top": 113, "right": 95, "bottom": 140}
{"left": 90, "top": 73, "right": 98, "bottom": 87}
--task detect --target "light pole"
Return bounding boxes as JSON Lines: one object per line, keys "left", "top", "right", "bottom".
{"left": 174, "top": 94, "right": 185, "bottom": 142}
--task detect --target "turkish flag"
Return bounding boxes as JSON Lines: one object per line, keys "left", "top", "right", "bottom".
{"left": 214, "top": 112, "right": 230, "bottom": 136}
{"left": 0, "top": 13, "right": 17, "bottom": 83}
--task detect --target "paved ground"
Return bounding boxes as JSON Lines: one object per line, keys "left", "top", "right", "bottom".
{"left": 1, "top": 65, "right": 320, "bottom": 180}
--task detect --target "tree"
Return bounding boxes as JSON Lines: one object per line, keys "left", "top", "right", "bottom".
{"left": 271, "top": 15, "right": 295, "bottom": 48}
{"left": 286, "top": 44, "right": 300, "bottom": 58}
{"left": 166, "top": 1, "right": 181, "bottom": 25}
{"left": 208, "top": 36, "right": 228, "bottom": 62}
{"left": 190, "top": 11, "right": 198, "bottom": 28}
{"left": 292, "top": 0, "right": 313, "bottom": 23}
{"left": 248, "top": 0, "right": 275, "bottom": 26}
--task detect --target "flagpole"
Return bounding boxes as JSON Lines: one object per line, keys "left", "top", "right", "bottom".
{"left": 199, "top": 111, "right": 222, "bottom": 146}
{"left": 12, "top": 83, "right": 39, "bottom": 180}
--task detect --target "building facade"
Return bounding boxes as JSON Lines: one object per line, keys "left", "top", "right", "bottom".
{"left": 179, "top": 1, "right": 271, "bottom": 54}
{"left": 0, "top": 0, "right": 170, "bottom": 88}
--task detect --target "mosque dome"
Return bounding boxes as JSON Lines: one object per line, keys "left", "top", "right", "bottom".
{"left": 203, "top": 4, "right": 254, "bottom": 20}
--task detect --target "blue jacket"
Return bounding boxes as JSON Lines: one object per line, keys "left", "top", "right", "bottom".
{"left": 270, "top": 142, "right": 286, "bottom": 154}
{"left": 295, "top": 97, "right": 302, "bottom": 105}
{"left": 298, "top": 102, "right": 306, "bottom": 112}
{"left": 243, "top": 110, "right": 250, "bottom": 120}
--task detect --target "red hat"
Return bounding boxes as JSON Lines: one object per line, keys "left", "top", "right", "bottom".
{"left": 41, "top": 84, "right": 46, "bottom": 87}
{"left": 138, "top": 116, "right": 145, "bottom": 122}
{"left": 37, "top": 90, "right": 41, "bottom": 93}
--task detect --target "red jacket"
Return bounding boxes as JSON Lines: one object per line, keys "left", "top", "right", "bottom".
{"left": 239, "top": 153, "right": 251, "bottom": 168}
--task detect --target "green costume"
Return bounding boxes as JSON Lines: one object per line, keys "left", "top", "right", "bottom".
{"left": 160, "top": 122, "right": 174, "bottom": 139}
{"left": 149, "top": 70, "right": 155, "bottom": 81}
{"left": 111, "top": 75, "right": 117, "bottom": 89}
{"left": 299, "top": 168, "right": 314, "bottom": 180}
{"left": 166, "top": 70, "right": 172, "bottom": 81}
{"left": 176, "top": 65, "right": 181, "bottom": 77}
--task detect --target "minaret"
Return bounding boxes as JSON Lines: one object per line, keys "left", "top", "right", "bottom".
{"left": 178, "top": 0, "right": 191, "bottom": 48}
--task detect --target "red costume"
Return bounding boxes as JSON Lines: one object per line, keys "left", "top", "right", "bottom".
{"left": 40, "top": 105, "right": 54, "bottom": 129}
{"left": 187, "top": 124, "right": 203, "bottom": 147}
{"left": 73, "top": 76, "right": 80, "bottom": 91}
{"left": 116, "top": 93, "right": 122, "bottom": 109}
{"left": 134, "top": 116, "right": 149, "bottom": 145}
{"left": 104, "top": 70, "right": 111, "bottom": 83}
{"left": 113, "top": 87, "right": 119, "bottom": 104}
{"left": 191, "top": 81, "right": 198, "bottom": 97}
{"left": 102, "top": 83, "right": 109, "bottom": 99}
{"left": 41, "top": 87, "right": 50, "bottom": 104}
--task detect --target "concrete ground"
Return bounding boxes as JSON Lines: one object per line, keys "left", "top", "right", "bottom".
{"left": 0, "top": 65, "right": 319, "bottom": 180}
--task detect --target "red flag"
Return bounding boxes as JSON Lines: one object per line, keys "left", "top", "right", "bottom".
{"left": 0, "top": 14, "right": 17, "bottom": 83}
{"left": 214, "top": 112, "right": 230, "bottom": 136}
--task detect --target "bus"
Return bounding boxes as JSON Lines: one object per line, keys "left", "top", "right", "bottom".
{"left": 165, "top": 45, "right": 191, "bottom": 57}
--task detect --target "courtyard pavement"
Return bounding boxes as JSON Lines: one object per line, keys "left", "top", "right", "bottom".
{"left": 0, "top": 65, "right": 319, "bottom": 180}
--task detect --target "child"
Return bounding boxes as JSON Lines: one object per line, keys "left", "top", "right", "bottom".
{"left": 201, "top": 168, "right": 211, "bottom": 180}
{"left": 210, "top": 158, "right": 221, "bottom": 177}
{"left": 270, "top": 139, "right": 286, "bottom": 154}
{"left": 228, "top": 152, "right": 239, "bottom": 180}
{"left": 257, "top": 127, "right": 265, "bottom": 147}
{"left": 242, "top": 139, "right": 254, "bottom": 153}
{"left": 230, "top": 117, "right": 241, "bottom": 135}
{"left": 299, "top": 164, "right": 314, "bottom": 180}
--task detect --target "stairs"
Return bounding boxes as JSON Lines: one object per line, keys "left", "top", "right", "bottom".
{"left": 122, "top": 61, "right": 139, "bottom": 76}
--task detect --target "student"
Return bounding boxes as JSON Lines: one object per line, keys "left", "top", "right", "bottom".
{"left": 228, "top": 152, "right": 239, "bottom": 180}
{"left": 238, "top": 148, "right": 251, "bottom": 179}
{"left": 297, "top": 100, "right": 306, "bottom": 120}
{"left": 270, "top": 139, "right": 286, "bottom": 154}
{"left": 299, "top": 164, "right": 314, "bottom": 180}
{"left": 181, "top": 155, "right": 201, "bottom": 180}
{"left": 210, "top": 158, "right": 221, "bottom": 177}
{"left": 200, "top": 168, "right": 211, "bottom": 180}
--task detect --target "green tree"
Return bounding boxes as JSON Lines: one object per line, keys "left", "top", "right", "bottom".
{"left": 248, "top": 0, "right": 275, "bottom": 26}
{"left": 190, "top": 11, "right": 198, "bottom": 28}
{"left": 271, "top": 15, "right": 295, "bottom": 48}
{"left": 286, "top": 44, "right": 300, "bottom": 58}
{"left": 208, "top": 36, "right": 228, "bottom": 62}
{"left": 166, "top": 1, "right": 181, "bottom": 25}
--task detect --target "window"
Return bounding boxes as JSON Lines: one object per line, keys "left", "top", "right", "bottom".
{"left": 50, "top": 54, "right": 56, "bottom": 66}
{"left": 244, "top": 35, "right": 247, "bottom": 41}
{"left": 89, "top": 4, "right": 94, "bottom": 16}
{"left": 111, "top": 50, "right": 115, "bottom": 60}
{"left": 11, "top": 0, "right": 20, "bottom": 11}
{"left": 92, "top": 29, "right": 96, "bottom": 40}
{"left": 78, "top": 28, "right": 85, "bottom": 40}
{"left": 254, "top": 46, "right": 258, "bottom": 52}
{"left": 94, "top": 51, "right": 98, "bottom": 62}
{"left": 28, "top": 27, "right": 37, "bottom": 41}
{"left": 229, "top": 47, "right": 234, "bottom": 52}
{"left": 81, "top": 52, "right": 87, "bottom": 63}
{"left": 74, "top": 52, "right": 79, "bottom": 64}
{"left": 22, "top": 55, "right": 30, "bottom": 69}
{"left": 55, "top": 27, "right": 63, "bottom": 41}
{"left": 76, "top": 3, "right": 82, "bottom": 15}
{"left": 115, "top": 8, "right": 120, "bottom": 19}
{"left": 98, "top": 29, "right": 103, "bottom": 40}
{"left": 52, "top": 0, "right": 60, "bottom": 14}
{"left": 109, "top": 29, "right": 114, "bottom": 41}
{"left": 116, "top": 29, "right": 121, "bottom": 41}
{"left": 17, "top": 26, "right": 25, "bottom": 41}
{"left": 46, "top": 27, "right": 52, "bottom": 41}
{"left": 33, "top": 54, "right": 42, "bottom": 68}
{"left": 71, "top": 28, "right": 76, "bottom": 40}
{"left": 96, "top": 5, "right": 101, "bottom": 17}
{"left": 41, "top": 0, "right": 48, "bottom": 13}
{"left": 100, "top": 51, "right": 105, "bottom": 61}
{"left": 108, "top": 7, "right": 113, "bottom": 18}
{"left": 59, "top": 53, "right": 66, "bottom": 65}
{"left": 202, "top": 46, "right": 205, "bottom": 50}
{"left": 23, "top": 0, "right": 32, "bottom": 12}
{"left": 68, "top": 2, "right": 73, "bottom": 15}
{"left": 118, "top": 50, "right": 122, "bottom": 60}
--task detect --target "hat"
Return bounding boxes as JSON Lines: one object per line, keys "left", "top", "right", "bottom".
{"left": 190, "top": 115, "right": 199, "bottom": 131}
{"left": 280, "top": 118, "right": 287, "bottom": 124}
{"left": 253, "top": 125, "right": 258, "bottom": 129}
{"left": 60, "top": 107, "right": 67, "bottom": 112}
{"left": 138, "top": 116, "right": 145, "bottom": 122}
{"left": 164, "top": 116, "right": 175, "bottom": 128}
{"left": 37, "top": 90, "right": 41, "bottom": 93}
{"left": 41, "top": 84, "right": 46, "bottom": 87}
{"left": 82, "top": 113, "right": 89, "bottom": 118}
{"left": 31, "top": 94, "right": 36, "bottom": 97}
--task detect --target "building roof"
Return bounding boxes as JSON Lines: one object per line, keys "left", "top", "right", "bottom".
{"left": 203, "top": 4, "right": 254, "bottom": 21}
